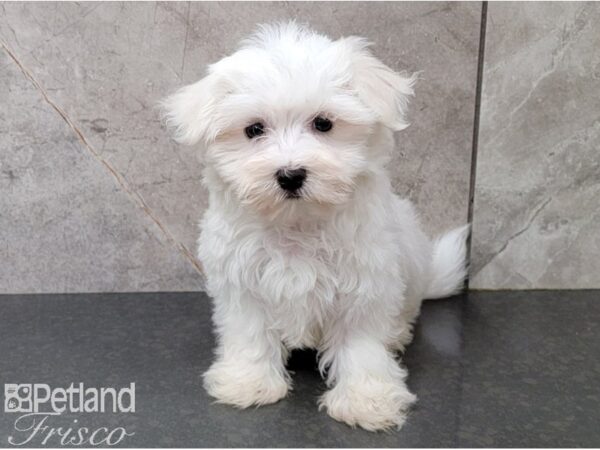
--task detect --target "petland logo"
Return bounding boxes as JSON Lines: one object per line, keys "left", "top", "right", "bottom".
{"left": 4, "top": 383, "right": 136, "bottom": 446}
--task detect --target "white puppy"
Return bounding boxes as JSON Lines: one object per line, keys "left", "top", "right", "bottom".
{"left": 163, "top": 22, "right": 469, "bottom": 431}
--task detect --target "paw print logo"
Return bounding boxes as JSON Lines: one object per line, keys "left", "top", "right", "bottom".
{"left": 4, "top": 384, "right": 32, "bottom": 413}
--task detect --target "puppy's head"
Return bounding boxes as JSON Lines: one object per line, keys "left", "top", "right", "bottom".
{"left": 163, "top": 22, "right": 416, "bottom": 219}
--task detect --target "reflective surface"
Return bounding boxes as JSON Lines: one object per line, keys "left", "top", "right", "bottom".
{"left": 0, "top": 291, "right": 598, "bottom": 447}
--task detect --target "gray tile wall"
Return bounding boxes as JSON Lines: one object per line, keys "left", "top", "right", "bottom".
{"left": 470, "top": 2, "right": 600, "bottom": 289}
{"left": 1, "top": 2, "right": 597, "bottom": 293}
{"left": 0, "top": 2, "right": 479, "bottom": 293}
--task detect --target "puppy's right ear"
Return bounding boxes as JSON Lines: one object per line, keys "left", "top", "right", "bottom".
{"left": 161, "top": 72, "right": 227, "bottom": 146}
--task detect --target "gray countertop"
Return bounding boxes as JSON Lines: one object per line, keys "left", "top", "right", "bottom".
{"left": 1, "top": 291, "right": 598, "bottom": 447}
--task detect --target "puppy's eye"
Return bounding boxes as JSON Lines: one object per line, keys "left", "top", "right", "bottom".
{"left": 313, "top": 116, "right": 333, "bottom": 132}
{"left": 245, "top": 122, "right": 265, "bottom": 139}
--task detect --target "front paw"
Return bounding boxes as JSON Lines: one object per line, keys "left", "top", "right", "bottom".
{"left": 319, "top": 378, "right": 416, "bottom": 431}
{"left": 203, "top": 359, "right": 290, "bottom": 408}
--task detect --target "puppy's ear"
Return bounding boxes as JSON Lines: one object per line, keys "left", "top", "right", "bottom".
{"left": 339, "top": 37, "right": 417, "bottom": 131}
{"left": 161, "top": 71, "right": 228, "bottom": 145}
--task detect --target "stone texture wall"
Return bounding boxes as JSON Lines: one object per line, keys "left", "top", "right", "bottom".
{"left": 470, "top": 2, "right": 600, "bottom": 289}
{"left": 0, "top": 2, "right": 597, "bottom": 293}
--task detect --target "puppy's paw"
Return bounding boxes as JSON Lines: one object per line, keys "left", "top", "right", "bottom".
{"left": 203, "top": 359, "right": 290, "bottom": 408}
{"left": 319, "top": 378, "right": 416, "bottom": 431}
{"left": 396, "top": 326, "right": 415, "bottom": 352}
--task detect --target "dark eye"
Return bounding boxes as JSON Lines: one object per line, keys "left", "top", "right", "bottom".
{"left": 313, "top": 116, "right": 333, "bottom": 132}
{"left": 245, "top": 122, "right": 265, "bottom": 139}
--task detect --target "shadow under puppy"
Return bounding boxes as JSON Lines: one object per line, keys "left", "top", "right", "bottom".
{"left": 163, "top": 22, "right": 468, "bottom": 431}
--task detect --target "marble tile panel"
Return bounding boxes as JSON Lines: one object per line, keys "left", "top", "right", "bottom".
{"left": 1, "top": 2, "right": 481, "bottom": 291}
{"left": 471, "top": 2, "right": 600, "bottom": 289}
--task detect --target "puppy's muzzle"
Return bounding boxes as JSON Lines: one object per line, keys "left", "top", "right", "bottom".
{"left": 276, "top": 168, "right": 307, "bottom": 198}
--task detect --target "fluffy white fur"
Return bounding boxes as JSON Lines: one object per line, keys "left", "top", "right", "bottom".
{"left": 163, "top": 22, "right": 469, "bottom": 432}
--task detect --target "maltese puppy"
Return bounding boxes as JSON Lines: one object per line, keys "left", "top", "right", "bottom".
{"left": 163, "top": 22, "right": 469, "bottom": 431}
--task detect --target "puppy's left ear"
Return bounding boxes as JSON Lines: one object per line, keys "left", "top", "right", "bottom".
{"left": 339, "top": 37, "right": 418, "bottom": 131}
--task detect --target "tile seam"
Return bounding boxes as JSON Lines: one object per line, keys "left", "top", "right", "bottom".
{"left": 465, "top": 1, "right": 488, "bottom": 290}
{"left": 459, "top": 3, "right": 487, "bottom": 446}
{"left": 0, "top": 40, "right": 205, "bottom": 278}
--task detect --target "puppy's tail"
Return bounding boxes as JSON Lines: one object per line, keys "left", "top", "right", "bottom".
{"left": 424, "top": 225, "right": 470, "bottom": 300}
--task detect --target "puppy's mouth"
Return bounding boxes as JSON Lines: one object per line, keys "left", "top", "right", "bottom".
{"left": 284, "top": 190, "right": 302, "bottom": 200}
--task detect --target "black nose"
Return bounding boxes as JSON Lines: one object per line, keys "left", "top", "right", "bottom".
{"left": 276, "top": 168, "right": 307, "bottom": 193}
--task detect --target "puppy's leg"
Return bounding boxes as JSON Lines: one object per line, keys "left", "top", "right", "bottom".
{"left": 319, "top": 309, "right": 416, "bottom": 431}
{"left": 203, "top": 292, "right": 290, "bottom": 408}
{"left": 395, "top": 296, "right": 423, "bottom": 351}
